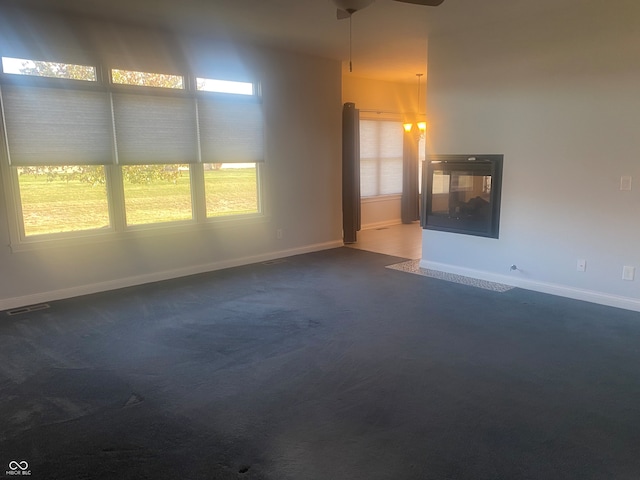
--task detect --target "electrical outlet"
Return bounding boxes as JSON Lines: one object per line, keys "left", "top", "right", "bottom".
{"left": 577, "top": 259, "right": 586, "bottom": 272}
{"left": 276, "top": 228, "right": 283, "bottom": 239}
{"left": 622, "top": 266, "right": 635, "bottom": 281}
{"left": 620, "top": 176, "right": 632, "bottom": 191}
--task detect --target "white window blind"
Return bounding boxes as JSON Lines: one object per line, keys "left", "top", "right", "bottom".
{"left": 1, "top": 85, "right": 113, "bottom": 165}
{"left": 198, "top": 98, "right": 264, "bottom": 163}
{"left": 360, "top": 119, "right": 403, "bottom": 197}
{"left": 112, "top": 93, "right": 199, "bottom": 164}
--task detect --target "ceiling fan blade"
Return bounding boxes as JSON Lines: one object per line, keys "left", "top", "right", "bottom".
{"left": 393, "top": 0, "right": 445, "bottom": 6}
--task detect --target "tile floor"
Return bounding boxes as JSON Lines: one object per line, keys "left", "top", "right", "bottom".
{"left": 345, "top": 222, "right": 422, "bottom": 259}
{"left": 349, "top": 223, "right": 516, "bottom": 292}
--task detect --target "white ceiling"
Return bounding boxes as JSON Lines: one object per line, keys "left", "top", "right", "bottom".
{"left": 5, "top": 0, "right": 585, "bottom": 83}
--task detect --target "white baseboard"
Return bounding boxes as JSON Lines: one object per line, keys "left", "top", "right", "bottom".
{"left": 0, "top": 240, "right": 343, "bottom": 312}
{"left": 420, "top": 260, "right": 640, "bottom": 313}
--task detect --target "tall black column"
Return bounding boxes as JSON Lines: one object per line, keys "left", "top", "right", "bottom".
{"left": 401, "top": 130, "right": 420, "bottom": 224}
{"left": 342, "top": 103, "right": 360, "bottom": 244}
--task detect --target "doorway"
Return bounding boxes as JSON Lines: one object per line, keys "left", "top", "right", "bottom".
{"left": 345, "top": 222, "right": 422, "bottom": 259}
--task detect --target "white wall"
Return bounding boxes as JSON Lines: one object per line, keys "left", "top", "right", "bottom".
{"left": 342, "top": 75, "right": 424, "bottom": 228}
{"left": 0, "top": 9, "right": 343, "bottom": 310}
{"left": 359, "top": 196, "right": 402, "bottom": 230}
{"left": 422, "top": 3, "right": 640, "bottom": 311}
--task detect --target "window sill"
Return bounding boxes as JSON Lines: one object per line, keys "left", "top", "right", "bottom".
{"left": 361, "top": 194, "right": 402, "bottom": 204}
{"left": 9, "top": 213, "right": 268, "bottom": 253}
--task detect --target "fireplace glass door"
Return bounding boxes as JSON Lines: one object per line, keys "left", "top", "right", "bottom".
{"left": 422, "top": 155, "right": 503, "bottom": 238}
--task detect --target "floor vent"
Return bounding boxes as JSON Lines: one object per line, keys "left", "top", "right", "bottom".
{"left": 375, "top": 227, "right": 389, "bottom": 231}
{"left": 6, "top": 303, "right": 50, "bottom": 316}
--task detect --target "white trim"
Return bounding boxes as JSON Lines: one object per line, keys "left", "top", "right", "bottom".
{"left": 0, "top": 240, "right": 343, "bottom": 312}
{"left": 360, "top": 194, "right": 402, "bottom": 204}
{"left": 359, "top": 194, "right": 402, "bottom": 230}
{"left": 420, "top": 260, "right": 640, "bottom": 313}
{"left": 9, "top": 211, "right": 268, "bottom": 253}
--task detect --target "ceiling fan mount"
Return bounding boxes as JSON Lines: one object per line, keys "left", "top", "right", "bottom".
{"left": 333, "top": 0, "right": 445, "bottom": 72}
{"left": 334, "top": 0, "right": 445, "bottom": 19}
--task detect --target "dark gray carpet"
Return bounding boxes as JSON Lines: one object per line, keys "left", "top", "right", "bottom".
{"left": 1, "top": 247, "right": 640, "bottom": 479}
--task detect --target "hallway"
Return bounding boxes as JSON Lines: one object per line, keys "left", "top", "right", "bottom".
{"left": 345, "top": 222, "right": 422, "bottom": 259}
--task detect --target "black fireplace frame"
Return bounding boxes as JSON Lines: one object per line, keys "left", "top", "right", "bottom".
{"left": 421, "top": 154, "right": 503, "bottom": 239}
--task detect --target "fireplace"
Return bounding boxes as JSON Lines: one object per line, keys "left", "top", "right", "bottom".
{"left": 421, "top": 154, "right": 503, "bottom": 238}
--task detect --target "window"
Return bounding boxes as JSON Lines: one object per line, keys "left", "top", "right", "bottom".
{"left": 204, "top": 163, "right": 259, "bottom": 217}
{"left": 1, "top": 80, "right": 114, "bottom": 237}
{"left": 111, "top": 69, "right": 184, "bottom": 89}
{"left": 197, "top": 85, "right": 263, "bottom": 217}
{"left": 0, "top": 57, "right": 264, "bottom": 243}
{"left": 16, "top": 166, "right": 110, "bottom": 236}
{"left": 360, "top": 120, "right": 403, "bottom": 197}
{"left": 1, "top": 56, "right": 97, "bottom": 81}
{"left": 197, "top": 78, "right": 254, "bottom": 95}
{"left": 111, "top": 89, "right": 198, "bottom": 225}
{"left": 122, "top": 165, "right": 193, "bottom": 225}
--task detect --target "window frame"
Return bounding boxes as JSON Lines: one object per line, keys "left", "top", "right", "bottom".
{"left": 1, "top": 56, "right": 100, "bottom": 83}
{"left": 0, "top": 56, "right": 265, "bottom": 251}
{"left": 359, "top": 116, "right": 404, "bottom": 199}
